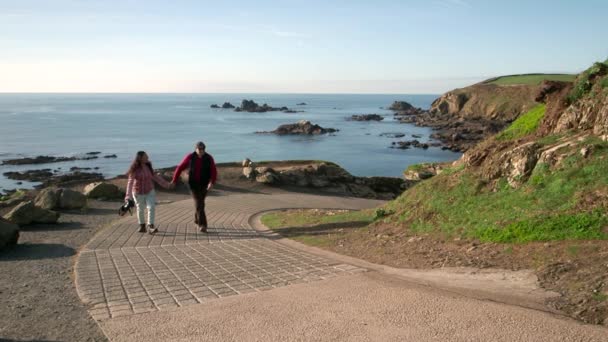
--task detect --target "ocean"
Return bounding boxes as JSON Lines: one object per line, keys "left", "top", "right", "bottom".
{"left": 0, "top": 93, "right": 460, "bottom": 191}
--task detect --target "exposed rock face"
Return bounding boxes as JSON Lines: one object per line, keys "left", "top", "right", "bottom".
{"left": 349, "top": 114, "right": 384, "bottom": 121}
{"left": 242, "top": 158, "right": 252, "bottom": 167}
{"left": 222, "top": 102, "right": 236, "bottom": 109}
{"left": 210, "top": 104, "right": 220, "bottom": 108}
{"left": 403, "top": 163, "right": 446, "bottom": 181}
{"left": 3, "top": 201, "right": 60, "bottom": 225}
{"left": 240, "top": 161, "right": 409, "bottom": 199}
{"left": 430, "top": 84, "right": 538, "bottom": 121}
{"left": 0, "top": 217, "right": 19, "bottom": 250}
{"left": 460, "top": 65, "right": 608, "bottom": 189}
{"left": 259, "top": 120, "right": 338, "bottom": 135}
{"left": 83, "top": 182, "right": 123, "bottom": 199}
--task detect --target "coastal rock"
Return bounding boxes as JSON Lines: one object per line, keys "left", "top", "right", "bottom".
{"left": 391, "top": 140, "right": 430, "bottom": 149}
{"left": 297, "top": 102, "right": 307, "bottom": 106}
{"left": 242, "top": 158, "right": 252, "bottom": 167}
{"left": 389, "top": 101, "right": 415, "bottom": 111}
{"left": 4, "top": 169, "right": 53, "bottom": 182}
{"left": 210, "top": 104, "right": 220, "bottom": 108}
{"left": 0, "top": 191, "right": 27, "bottom": 209}
{"left": 379, "top": 133, "right": 405, "bottom": 138}
{"left": 349, "top": 114, "right": 384, "bottom": 121}
{"left": 83, "top": 182, "right": 123, "bottom": 199}
{"left": 256, "top": 171, "right": 279, "bottom": 184}
{"left": 235, "top": 99, "right": 288, "bottom": 113}
{"left": 241, "top": 162, "right": 408, "bottom": 199}
{"left": 3, "top": 201, "right": 60, "bottom": 225}
{"left": 104, "top": 154, "right": 117, "bottom": 159}
{"left": 59, "top": 189, "right": 87, "bottom": 209}
{"left": 222, "top": 102, "right": 236, "bottom": 109}
{"left": 34, "top": 188, "right": 61, "bottom": 210}
{"left": 1, "top": 156, "right": 76, "bottom": 165}
{"left": 0, "top": 217, "right": 19, "bottom": 250}
{"left": 260, "top": 120, "right": 338, "bottom": 135}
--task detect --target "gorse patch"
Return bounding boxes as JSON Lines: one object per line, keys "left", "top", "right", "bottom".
{"left": 496, "top": 104, "right": 546, "bottom": 141}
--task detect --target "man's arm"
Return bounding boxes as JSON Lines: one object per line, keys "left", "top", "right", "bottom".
{"left": 208, "top": 155, "right": 218, "bottom": 190}
{"left": 172, "top": 154, "right": 191, "bottom": 184}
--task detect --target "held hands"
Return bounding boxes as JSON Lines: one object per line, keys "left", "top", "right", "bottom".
{"left": 207, "top": 183, "right": 213, "bottom": 191}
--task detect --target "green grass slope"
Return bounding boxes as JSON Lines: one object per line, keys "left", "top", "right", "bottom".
{"left": 383, "top": 137, "right": 608, "bottom": 243}
{"left": 486, "top": 74, "right": 576, "bottom": 86}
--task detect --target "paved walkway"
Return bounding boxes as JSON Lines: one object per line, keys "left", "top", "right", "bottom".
{"left": 75, "top": 192, "right": 382, "bottom": 321}
{"left": 74, "top": 190, "right": 608, "bottom": 341}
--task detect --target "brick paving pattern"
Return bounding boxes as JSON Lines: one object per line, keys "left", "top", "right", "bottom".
{"left": 75, "top": 193, "right": 381, "bottom": 320}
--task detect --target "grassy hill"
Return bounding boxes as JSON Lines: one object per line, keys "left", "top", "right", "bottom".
{"left": 484, "top": 74, "right": 576, "bottom": 86}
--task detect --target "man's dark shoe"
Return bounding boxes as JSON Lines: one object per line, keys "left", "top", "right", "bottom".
{"left": 199, "top": 225, "right": 207, "bottom": 233}
{"left": 138, "top": 224, "right": 146, "bottom": 233}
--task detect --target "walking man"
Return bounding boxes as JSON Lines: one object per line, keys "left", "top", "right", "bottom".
{"left": 171, "top": 141, "right": 218, "bottom": 232}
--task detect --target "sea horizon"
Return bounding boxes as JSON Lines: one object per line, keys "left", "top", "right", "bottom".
{"left": 0, "top": 93, "right": 459, "bottom": 192}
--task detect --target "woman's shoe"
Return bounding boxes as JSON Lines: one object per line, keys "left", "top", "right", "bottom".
{"left": 138, "top": 224, "right": 146, "bottom": 233}
{"left": 148, "top": 224, "right": 158, "bottom": 234}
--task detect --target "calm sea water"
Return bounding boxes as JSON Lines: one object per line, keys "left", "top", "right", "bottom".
{"left": 0, "top": 93, "right": 460, "bottom": 191}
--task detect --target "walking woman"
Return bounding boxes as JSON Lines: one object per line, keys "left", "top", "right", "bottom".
{"left": 125, "top": 151, "right": 172, "bottom": 234}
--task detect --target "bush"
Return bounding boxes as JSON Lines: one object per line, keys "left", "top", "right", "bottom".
{"left": 567, "top": 62, "right": 608, "bottom": 104}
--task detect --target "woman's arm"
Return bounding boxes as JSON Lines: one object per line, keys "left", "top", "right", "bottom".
{"left": 153, "top": 173, "right": 171, "bottom": 189}
{"left": 125, "top": 174, "right": 135, "bottom": 200}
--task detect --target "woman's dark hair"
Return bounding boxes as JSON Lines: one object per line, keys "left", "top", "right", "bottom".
{"left": 126, "top": 151, "right": 154, "bottom": 176}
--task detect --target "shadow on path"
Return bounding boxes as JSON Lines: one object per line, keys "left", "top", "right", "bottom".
{"left": 0, "top": 243, "right": 75, "bottom": 261}
{"left": 272, "top": 221, "right": 370, "bottom": 238}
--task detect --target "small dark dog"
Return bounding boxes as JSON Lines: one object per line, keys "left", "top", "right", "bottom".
{"left": 118, "top": 199, "right": 135, "bottom": 216}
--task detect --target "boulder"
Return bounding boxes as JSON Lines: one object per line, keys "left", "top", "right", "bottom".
{"left": 210, "top": 104, "right": 220, "bottom": 108}
{"left": 59, "top": 189, "right": 87, "bottom": 209}
{"left": 84, "top": 182, "right": 123, "bottom": 199}
{"left": 242, "top": 158, "right": 252, "bottom": 167}
{"left": 222, "top": 102, "right": 235, "bottom": 109}
{"left": 256, "top": 171, "right": 279, "bottom": 185}
{"left": 34, "top": 187, "right": 61, "bottom": 210}
{"left": 0, "top": 217, "right": 19, "bottom": 250}
{"left": 3, "top": 201, "right": 60, "bottom": 225}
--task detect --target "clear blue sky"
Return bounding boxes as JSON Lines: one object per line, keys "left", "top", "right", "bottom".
{"left": 1, "top": 0, "right": 607, "bottom": 93}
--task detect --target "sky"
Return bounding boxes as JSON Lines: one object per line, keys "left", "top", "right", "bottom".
{"left": 1, "top": 0, "right": 607, "bottom": 93}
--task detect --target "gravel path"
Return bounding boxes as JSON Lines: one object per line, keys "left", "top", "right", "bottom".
{"left": 0, "top": 200, "right": 119, "bottom": 341}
